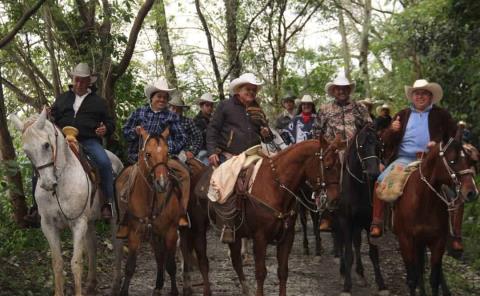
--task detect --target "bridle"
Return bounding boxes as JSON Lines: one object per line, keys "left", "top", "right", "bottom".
{"left": 140, "top": 135, "right": 169, "bottom": 182}
{"left": 346, "top": 128, "right": 381, "bottom": 184}
{"left": 312, "top": 144, "right": 341, "bottom": 209}
{"left": 29, "top": 126, "right": 59, "bottom": 177}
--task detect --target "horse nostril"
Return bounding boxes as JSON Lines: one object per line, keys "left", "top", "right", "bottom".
{"left": 466, "top": 191, "right": 478, "bottom": 202}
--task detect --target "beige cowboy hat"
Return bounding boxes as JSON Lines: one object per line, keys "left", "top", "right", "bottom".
{"left": 404, "top": 79, "right": 443, "bottom": 103}
{"left": 458, "top": 120, "right": 467, "bottom": 127}
{"left": 376, "top": 103, "right": 391, "bottom": 115}
{"left": 70, "top": 63, "right": 97, "bottom": 84}
{"left": 299, "top": 94, "right": 314, "bottom": 104}
{"left": 229, "top": 73, "right": 263, "bottom": 95}
{"left": 325, "top": 75, "right": 356, "bottom": 97}
{"left": 358, "top": 97, "right": 378, "bottom": 106}
{"left": 196, "top": 92, "right": 215, "bottom": 104}
{"left": 144, "top": 77, "right": 175, "bottom": 100}
{"left": 169, "top": 91, "right": 189, "bottom": 109}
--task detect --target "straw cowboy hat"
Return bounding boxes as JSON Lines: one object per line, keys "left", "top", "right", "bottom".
{"left": 144, "top": 77, "right": 175, "bottom": 100}
{"left": 325, "top": 75, "right": 356, "bottom": 97}
{"left": 376, "top": 103, "right": 391, "bottom": 115}
{"left": 358, "top": 97, "right": 378, "bottom": 106}
{"left": 70, "top": 63, "right": 97, "bottom": 84}
{"left": 404, "top": 79, "right": 443, "bottom": 103}
{"left": 196, "top": 92, "right": 215, "bottom": 104}
{"left": 229, "top": 73, "right": 263, "bottom": 94}
{"left": 458, "top": 120, "right": 467, "bottom": 127}
{"left": 169, "top": 91, "right": 189, "bottom": 109}
{"left": 299, "top": 94, "right": 314, "bottom": 104}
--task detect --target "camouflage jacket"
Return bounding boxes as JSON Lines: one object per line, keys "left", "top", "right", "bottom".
{"left": 314, "top": 100, "right": 372, "bottom": 141}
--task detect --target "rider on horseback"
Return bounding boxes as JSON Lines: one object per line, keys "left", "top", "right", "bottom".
{"left": 122, "top": 77, "right": 191, "bottom": 227}
{"left": 314, "top": 74, "right": 372, "bottom": 231}
{"left": 194, "top": 93, "right": 216, "bottom": 165}
{"left": 51, "top": 63, "right": 115, "bottom": 219}
{"left": 206, "top": 72, "right": 272, "bottom": 243}
{"left": 370, "top": 79, "right": 466, "bottom": 251}
{"left": 285, "top": 94, "right": 316, "bottom": 144}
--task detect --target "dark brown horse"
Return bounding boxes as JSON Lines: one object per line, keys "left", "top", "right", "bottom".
{"left": 118, "top": 128, "right": 184, "bottom": 296}
{"left": 183, "top": 136, "right": 344, "bottom": 296}
{"left": 394, "top": 132, "right": 478, "bottom": 296}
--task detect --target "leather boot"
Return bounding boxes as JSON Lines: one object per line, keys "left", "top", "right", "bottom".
{"left": 116, "top": 214, "right": 129, "bottom": 239}
{"left": 319, "top": 211, "right": 333, "bottom": 232}
{"left": 370, "top": 183, "right": 384, "bottom": 238}
{"left": 450, "top": 203, "right": 464, "bottom": 252}
{"left": 101, "top": 203, "right": 113, "bottom": 220}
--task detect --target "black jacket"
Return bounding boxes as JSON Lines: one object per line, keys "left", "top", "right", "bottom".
{"left": 206, "top": 96, "right": 262, "bottom": 156}
{"left": 194, "top": 111, "right": 210, "bottom": 150}
{"left": 51, "top": 88, "right": 115, "bottom": 142}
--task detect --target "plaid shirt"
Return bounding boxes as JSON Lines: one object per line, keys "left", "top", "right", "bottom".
{"left": 123, "top": 105, "right": 187, "bottom": 163}
{"left": 178, "top": 115, "right": 203, "bottom": 155}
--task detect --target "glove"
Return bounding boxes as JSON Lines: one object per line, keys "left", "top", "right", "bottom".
{"left": 246, "top": 106, "right": 269, "bottom": 127}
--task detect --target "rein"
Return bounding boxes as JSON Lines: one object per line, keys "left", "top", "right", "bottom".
{"left": 345, "top": 131, "right": 380, "bottom": 184}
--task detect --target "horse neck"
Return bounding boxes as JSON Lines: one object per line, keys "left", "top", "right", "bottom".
{"left": 345, "top": 142, "right": 363, "bottom": 183}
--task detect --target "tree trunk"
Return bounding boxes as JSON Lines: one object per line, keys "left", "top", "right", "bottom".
{"left": 224, "top": 0, "right": 241, "bottom": 80}
{"left": 359, "top": 0, "right": 372, "bottom": 97}
{"left": 338, "top": 8, "right": 351, "bottom": 80}
{"left": 156, "top": 0, "right": 178, "bottom": 88}
{"left": 0, "top": 66, "right": 28, "bottom": 228}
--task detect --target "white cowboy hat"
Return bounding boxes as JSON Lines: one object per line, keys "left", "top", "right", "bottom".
{"left": 197, "top": 92, "right": 215, "bottom": 104}
{"left": 458, "top": 120, "right": 467, "bottom": 127}
{"left": 358, "top": 97, "right": 378, "bottom": 106}
{"left": 404, "top": 79, "right": 443, "bottom": 103}
{"left": 325, "top": 75, "right": 356, "bottom": 97}
{"left": 376, "top": 103, "right": 391, "bottom": 115}
{"left": 169, "top": 91, "right": 189, "bottom": 109}
{"left": 299, "top": 94, "right": 314, "bottom": 104}
{"left": 144, "top": 77, "right": 175, "bottom": 100}
{"left": 70, "top": 63, "right": 97, "bottom": 84}
{"left": 229, "top": 73, "right": 263, "bottom": 95}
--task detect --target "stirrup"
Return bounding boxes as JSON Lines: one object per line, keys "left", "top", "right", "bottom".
{"left": 370, "top": 224, "right": 383, "bottom": 238}
{"left": 220, "top": 225, "right": 235, "bottom": 244}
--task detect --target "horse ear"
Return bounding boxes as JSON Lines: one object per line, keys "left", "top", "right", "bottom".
{"left": 455, "top": 126, "right": 464, "bottom": 142}
{"left": 161, "top": 127, "right": 170, "bottom": 140}
{"left": 8, "top": 113, "right": 24, "bottom": 132}
{"left": 34, "top": 107, "right": 47, "bottom": 129}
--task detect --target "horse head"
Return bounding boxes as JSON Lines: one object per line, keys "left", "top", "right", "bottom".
{"left": 12, "top": 108, "right": 59, "bottom": 191}
{"left": 351, "top": 123, "right": 382, "bottom": 180}
{"left": 139, "top": 127, "right": 170, "bottom": 193}
{"left": 424, "top": 130, "right": 478, "bottom": 203}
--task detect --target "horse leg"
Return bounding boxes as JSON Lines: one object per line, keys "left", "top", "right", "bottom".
{"left": 229, "top": 238, "right": 252, "bottom": 296}
{"left": 311, "top": 211, "right": 322, "bottom": 256}
{"left": 151, "top": 234, "right": 167, "bottom": 296}
{"left": 41, "top": 223, "right": 65, "bottom": 296}
{"left": 276, "top": 227, "right": 295, "bottom": 296}
{"left": 366, "top": 234, "right": 388, "bottom": 294}
{"left": 111, "top": 218, "right": 124, "bottom": 296}
{"left": 298, "top": 206, "right": 309, "bottom": 255}
{"left": 353, "top": 227, "right": 367, "bottom": 287}
{"left": 165, "top": 227, "right": 179, "bottom": 296}
{"left": 71, "top": 221, "right": 88, "bottom": 296}
{"left": 85, "top": 221, "right": 98, "bottom": 295}
{"left": 193, "top": 226, "right": 212, "bottom": 296}
{"left": 120, "top": 231, "right": 141, "bottom": 296}
{"left": 439, "top": 265, "right": 451, "bottom": 296}
{"left": 429, "top": 240, "right": 447, "bottom": 296}
{"left": 340, "top": 223, "right": 354, "bottom": 295}
{"left": 253, "top": 236, "right": 268, "bottom": 296}
{"left": 179, "top": 229, "right": 194, "bottom": 296}
{"left": 417, "top": 246, "right": 426, "bottom": 296}
{"left": 398, "top": 235, "right": 419, "bottom": 296}
{"left": 241, "top": 238, "right": 251, "bottom": 263}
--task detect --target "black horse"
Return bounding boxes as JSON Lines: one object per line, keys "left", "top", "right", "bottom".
{"left": 336, "top": 124, "right": 389, "bottom": 295}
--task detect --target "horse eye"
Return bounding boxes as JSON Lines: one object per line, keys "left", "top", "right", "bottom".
{"left": 450, "top": 160, "right": 455, "bottom": 164}
{"left": 43, "top": 142, "right": 50, "bottom": 150}
{"left": 145, "top": 153, "right": 151, "bottom": 158}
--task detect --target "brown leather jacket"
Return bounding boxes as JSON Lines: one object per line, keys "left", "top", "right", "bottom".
{"left": 381, "top": 105, "right": 457, "bottom": 165}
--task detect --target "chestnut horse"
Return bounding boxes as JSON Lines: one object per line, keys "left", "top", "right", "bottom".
{"left": 118, "top": 128, "right": 184, "bottom": 296}
{"left": 183, "top": 136, "right": 344, "bottom": 296}
{"left": 394, "top": 132, "right": 478, "bottom": 296}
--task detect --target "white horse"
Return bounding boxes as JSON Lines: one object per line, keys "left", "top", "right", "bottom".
{"left": 10, "top": 109, "right": 124, "bottom": 296}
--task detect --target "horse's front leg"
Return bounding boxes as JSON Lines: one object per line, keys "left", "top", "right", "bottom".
{"left": 229, "top": 238, "right": 252, "bottom": 296}
{"left": 193, "top": 221, "right": 212, "bottom": 296}
{"left": 85, "top": 221, "right": 98, "bottom": 295}
{"left": 179, "top": 228, "right": 194, "bottom": 296}
{"left": 41, "top": 221, "right": 65, "bottom": 296}
{"left": 311, "top": 211, "right": 322, "bottom": 256}
{"left": 253, "top": 235, "right": 268, "bottom": 296}
{"left": 353, "top": 227, "right": 367, "bottom": 287}
{"left": 120, "top": 229, "right": 141, "bottom": 296}
{"left": 165, "top": 226, "right": 179, "bottom": 296}
{"left": 151, "top": 234, "right": 166, "bottom": 296}
{"left": 429, "top": 239, "right": 448, "bottom": 296}
{"left": 71, "top": 221, "right": 88, "bottom": 296}
{"left": 366, "top": 234, "right": 388, "bottom": 294}
{"left": 398, "top": 235, "right": 419, "bottom": 296}
{"left": 339, "top": 219, "right": 354, "bottom": 296}
{"left": 298, "top": 205, "right": 309, "bottom": 255}
{"left": 276, "top": 226, "right": 295, "bottom": 296}
{"left": 110, "top": 216, "right": 124, "bottom": 296}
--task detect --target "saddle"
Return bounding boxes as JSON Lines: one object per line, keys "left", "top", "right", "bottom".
{"left": 376, "top": 160, "right": 421, "bottom": 202}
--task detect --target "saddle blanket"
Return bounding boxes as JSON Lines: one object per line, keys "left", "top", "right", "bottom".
{"left": 208, "top": 151, "right": 263, "bottom": 204}
{"left": 376, "top": 160, "right": 421, "bottom": 202}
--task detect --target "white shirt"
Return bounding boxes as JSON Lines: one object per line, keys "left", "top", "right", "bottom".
{"left": 73, "top": 90, "right": 91, "bottom": 116}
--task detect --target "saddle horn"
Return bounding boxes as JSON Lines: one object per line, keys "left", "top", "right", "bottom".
{"left": 8, "top": 113, "right": 24, "bottom": 132}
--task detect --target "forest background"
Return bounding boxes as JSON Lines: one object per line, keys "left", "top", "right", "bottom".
{"left": 1, "top": 0, "right": 480, "bottom": 293}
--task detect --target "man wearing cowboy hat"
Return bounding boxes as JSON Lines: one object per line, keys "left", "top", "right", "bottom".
{"left": 122, "top": 77, "right": 191, "bottom": 227}
{"left": 314, "top": 74, "right": 372, "bottom": 231}
{"left": 285, "top": 94, "right": 316, "bottom": 144}
{"left": 206, "top": 72, "right": 272, "bottom": 242}
{"left": 358, "top": 97, "right": 378, "bottom": 120}
{"left": 374, "top": 103, "right": 392, "bottom": 131}
{"left": 275, "top": 91, "right": 297, "bottom": 131}
{"left": 194, "top": 93, "right": 216, "bottom": 164}
{"left": 370, "top": 79, "right": 467, "bottom": 251}
{"left": 51, "top": 62, "right": 115, "bottom": 219}
{"left": 168, "top": 91, "right": 203, "bottom": 164}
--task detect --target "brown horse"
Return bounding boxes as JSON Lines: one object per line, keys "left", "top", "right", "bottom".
{"left": 118, "top": 128, "right": 184, "bottom": 296}
{"left": 183, "top": 136, "right": 344, "bottom": 296}
{"left": 394, "top": 132, "right": 478, "bottom": 296}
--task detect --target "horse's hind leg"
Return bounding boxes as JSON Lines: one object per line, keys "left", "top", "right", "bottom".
{"left": 120, "top": 231, "right": 141, "bottom": 296}
{"left": 229, "top": 238, "right": 252, "bottom": 296}
{"left": 277, "top": 228, "right": 295, "bottom": 296}
{"left": 179, "top": 229, "right": 194, "bottom": 296}
{"left": 193, "top": 225, "right": 212, "bottom": 296}
{"left": 41, "top": 223, "right": 65, "bottom": 296}
{"left": 253, "top": 236, "right": 269, "bottom": 296}
{"left": 111, "top": 219, "right": 124, "bottom": 295}
{"left": 71, "top": 221, "right": 88, "bottom": 296}
{"left": 367, "top": 234, "right": 388, "bottom": 294}
{"left": 85, "top": 221, "right": 98, "bottom": 295}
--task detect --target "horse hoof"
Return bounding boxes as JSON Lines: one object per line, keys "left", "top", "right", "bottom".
{"left": 339, "top": 292, "right": 351, "bottom": 296}
{"left": 152, "top": 288, "right": 161, "bottom": 296}
{"left": 377, "top": 290, "right": 390, "bottom": 296}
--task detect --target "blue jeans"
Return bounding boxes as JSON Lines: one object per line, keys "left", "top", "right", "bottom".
{"left": 377, "top": 156, "right": 417, "bottom": 182}
{"left": 196, "top": 150, "right": 209, "bottom": 166}
{"left": 81, "top": 138, "right": 114, "bottom": 202}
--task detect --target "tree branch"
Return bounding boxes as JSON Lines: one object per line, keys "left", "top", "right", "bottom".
{"left": 1, "top": 77, "right": 42, "bottom": 110}
{"left": 0, "top": 0, "right": 46, "bottom": 48}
